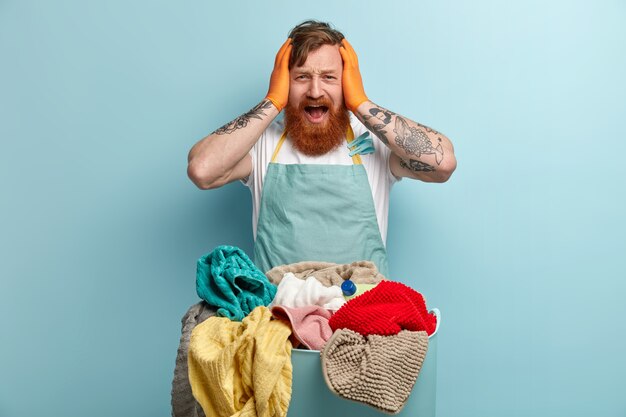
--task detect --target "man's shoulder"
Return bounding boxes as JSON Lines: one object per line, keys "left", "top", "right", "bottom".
{"left": 349, "top": 113, "right": 370, "bottom": 136}
{"left": 250, "top": 118, "right": 285, "bottom": 161}
{"left": 348, "top": 114, "right": 387, "bottom": 157}
{"left": 263, "top": 117, "right": 285, "bottom": 140}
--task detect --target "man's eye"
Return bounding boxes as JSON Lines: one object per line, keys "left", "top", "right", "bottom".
{"left": 296, "top": 75, "right": 308, "bottom": 80}
{"left": 325, "top": 75, "right": 336, "bottom": 80}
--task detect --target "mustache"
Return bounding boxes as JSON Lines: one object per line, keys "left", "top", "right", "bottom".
{"left": 299, "top": 98, "right": 333, "bottom": 109}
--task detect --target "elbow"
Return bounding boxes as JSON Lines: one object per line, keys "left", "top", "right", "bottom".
{"left": 187, "top": 159, "right": 221, "bottom": 190}
{"left": 434, "top": 156, "right": 457, "bottom": 183}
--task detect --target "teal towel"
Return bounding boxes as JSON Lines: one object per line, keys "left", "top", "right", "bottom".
{"left": 196, "top": 245, "right": 277, "bottom": 321}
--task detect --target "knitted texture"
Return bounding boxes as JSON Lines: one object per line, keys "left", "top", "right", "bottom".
{"left": 270, "top": 273, "right": 345, "bottom": 310}
{"left": 188, "top": 306, "right": 293, "bottom": 417}
{"left": 171, "top": 302, "right": 215, "bottom": 417}
{"left": 265, "top": 260, "right": 386, "bottom": 287}
{"left": 328, "top": 280, "right": 437, "bottom": 336}
{"left": 321, "top": 329, "right": 429, "bottom": 414}
{"left": 271, "top": 305, "right": 333, "bottom": 350}
{"left": 196, "top": 245, "right": 277, "bottom": 321}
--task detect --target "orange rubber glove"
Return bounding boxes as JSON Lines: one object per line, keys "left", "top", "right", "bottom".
{"left": 265, "top": 38, "right": 292, "bottom": 112}
{"left": 339, "top": 39, "right": 369, "bottom": 112}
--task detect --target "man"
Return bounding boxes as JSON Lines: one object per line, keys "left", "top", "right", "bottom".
{"left": 187, "top": 21, "right": 456, "bottom": 277}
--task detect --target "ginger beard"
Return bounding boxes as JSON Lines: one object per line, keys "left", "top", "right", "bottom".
{"left": 284, "top": 98, "right": 350, "bottom": 156}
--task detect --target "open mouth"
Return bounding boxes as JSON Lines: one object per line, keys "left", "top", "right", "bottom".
{"left": 304, "top": 105, "right": 329, "bottom": 123}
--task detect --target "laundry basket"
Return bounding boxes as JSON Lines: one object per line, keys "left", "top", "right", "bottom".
{"left": 287, "top": 308, "right": 441, "bottom": 417}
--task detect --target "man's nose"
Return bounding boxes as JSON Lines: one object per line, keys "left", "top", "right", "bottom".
{"left": 306, "top": 78, "right": 323, "bottom": 100}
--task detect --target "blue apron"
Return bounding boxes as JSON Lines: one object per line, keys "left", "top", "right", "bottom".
{"left": 253, "top": 126, "right": 390, "bottom": 277}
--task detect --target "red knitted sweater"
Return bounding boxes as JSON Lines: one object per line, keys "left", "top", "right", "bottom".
{"left": 329, "top": 280, "right": 437, "bottom": 336}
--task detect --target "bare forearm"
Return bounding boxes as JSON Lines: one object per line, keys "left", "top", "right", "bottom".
{"left": 187, "top": 100, "right": 278, "bottom": 188}
{"left": 355, "top": 101, "right": 456, "bottom": 180}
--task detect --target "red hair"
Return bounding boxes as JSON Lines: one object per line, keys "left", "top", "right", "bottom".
{"left": 288, "top": 20, "right": 345, "bottom": 69}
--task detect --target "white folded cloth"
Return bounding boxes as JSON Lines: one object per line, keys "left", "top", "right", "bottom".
{"left": 271, "top": 272, "right": 345, "bottom": 311}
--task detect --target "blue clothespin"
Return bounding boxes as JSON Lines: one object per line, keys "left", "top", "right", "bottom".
{"left": 348, "top": 132, "right": 375, "bottom": 156}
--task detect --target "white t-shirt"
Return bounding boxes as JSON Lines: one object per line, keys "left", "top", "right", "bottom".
{"left": 242, "top": 114, "right": 400, "bottom": 244}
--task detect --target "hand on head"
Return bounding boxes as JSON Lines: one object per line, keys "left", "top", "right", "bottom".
{"left": 265, "top": 38, "right": 292, "bottom": 112}
{"left": 339, "top": 39, "right": 368, "bottom": 113}
{"left": 266, "top": 38, "right": 368, "bottom": 114}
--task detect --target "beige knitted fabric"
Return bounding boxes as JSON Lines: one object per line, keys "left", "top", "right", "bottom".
{"left": 265, "top": 260, "right": 386, "bottom": 287}
{"left": 321, "top": 329, "right": 429, "bottom": 414}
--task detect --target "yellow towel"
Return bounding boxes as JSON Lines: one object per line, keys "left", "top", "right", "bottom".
{"left": 188, "top": 306, "right": 293, "bottom": 417}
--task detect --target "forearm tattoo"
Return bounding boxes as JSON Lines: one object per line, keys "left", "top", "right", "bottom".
{"left": 416, "top": 122, "right": 441, "bottom": 136}
{"left": 362, "top": 107, "right": 396, "bottom": 145}
{"left": 213, "top": 100, "right": 273, "bottom": 135}
{"left": 400, "top": 158, "right": 435, "bottom": 172}
{"left": 362, "top": 104, "right": 445, "bottom": 166}
{"left": 393, "top": 117, "right": 444, "bottom": 165}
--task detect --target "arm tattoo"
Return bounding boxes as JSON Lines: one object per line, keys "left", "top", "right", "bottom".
{"left": 393, "top": 117, "right": 444, "bottom": 165}
{"left": 361, "top": 103, "right": 446, "bottom": 166}
{"left": 400, "top": 158, "right": 435, "bottom": 172}
{"left": 213, "top": 100, "right": 273, "bottom": 135}
{"left": 361, "top": 106, "right": 396, "bottom": 145}
{"left": 416, "top": 122, "right": 441, "bottom": 136}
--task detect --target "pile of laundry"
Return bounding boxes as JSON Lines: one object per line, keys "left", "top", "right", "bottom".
{"left": 171, "top": 245, "right": 437, "bottom": 417}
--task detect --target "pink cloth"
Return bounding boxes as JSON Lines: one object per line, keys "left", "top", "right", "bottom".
{"left": 271, "top": 305, "right": 333, "bottom": 351}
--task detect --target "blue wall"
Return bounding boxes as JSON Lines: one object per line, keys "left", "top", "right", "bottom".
{"left": 1, "top": 1, "right": 625, "bottom": 416}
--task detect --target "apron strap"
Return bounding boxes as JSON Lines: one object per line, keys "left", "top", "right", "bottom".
{"left": 271, "top": 125, "right": 362, "bottom": 164}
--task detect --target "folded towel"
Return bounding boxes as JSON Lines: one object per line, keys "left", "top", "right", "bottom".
{"left": 271, "top": 305, "right": 333, "bottom": 350}
{"left": 188, "top": 306, "right": 293, "bottom": 417}
{"left": 271, "top": 273, "right": 345, "bottom": 310}
{"left": 329, "top": 280, "right": 437, "bottom": 336}
{"left": 196, "top": 245, "right": 277, "bottom": 321}
{"left": 265, "top": 260, "right": 385, "bottom": 287}
{"left": 321, "top": 328, "right": 429, "bottom": 414}
{"left": 171, "top": 302, "right": 215, "bottom": 417}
